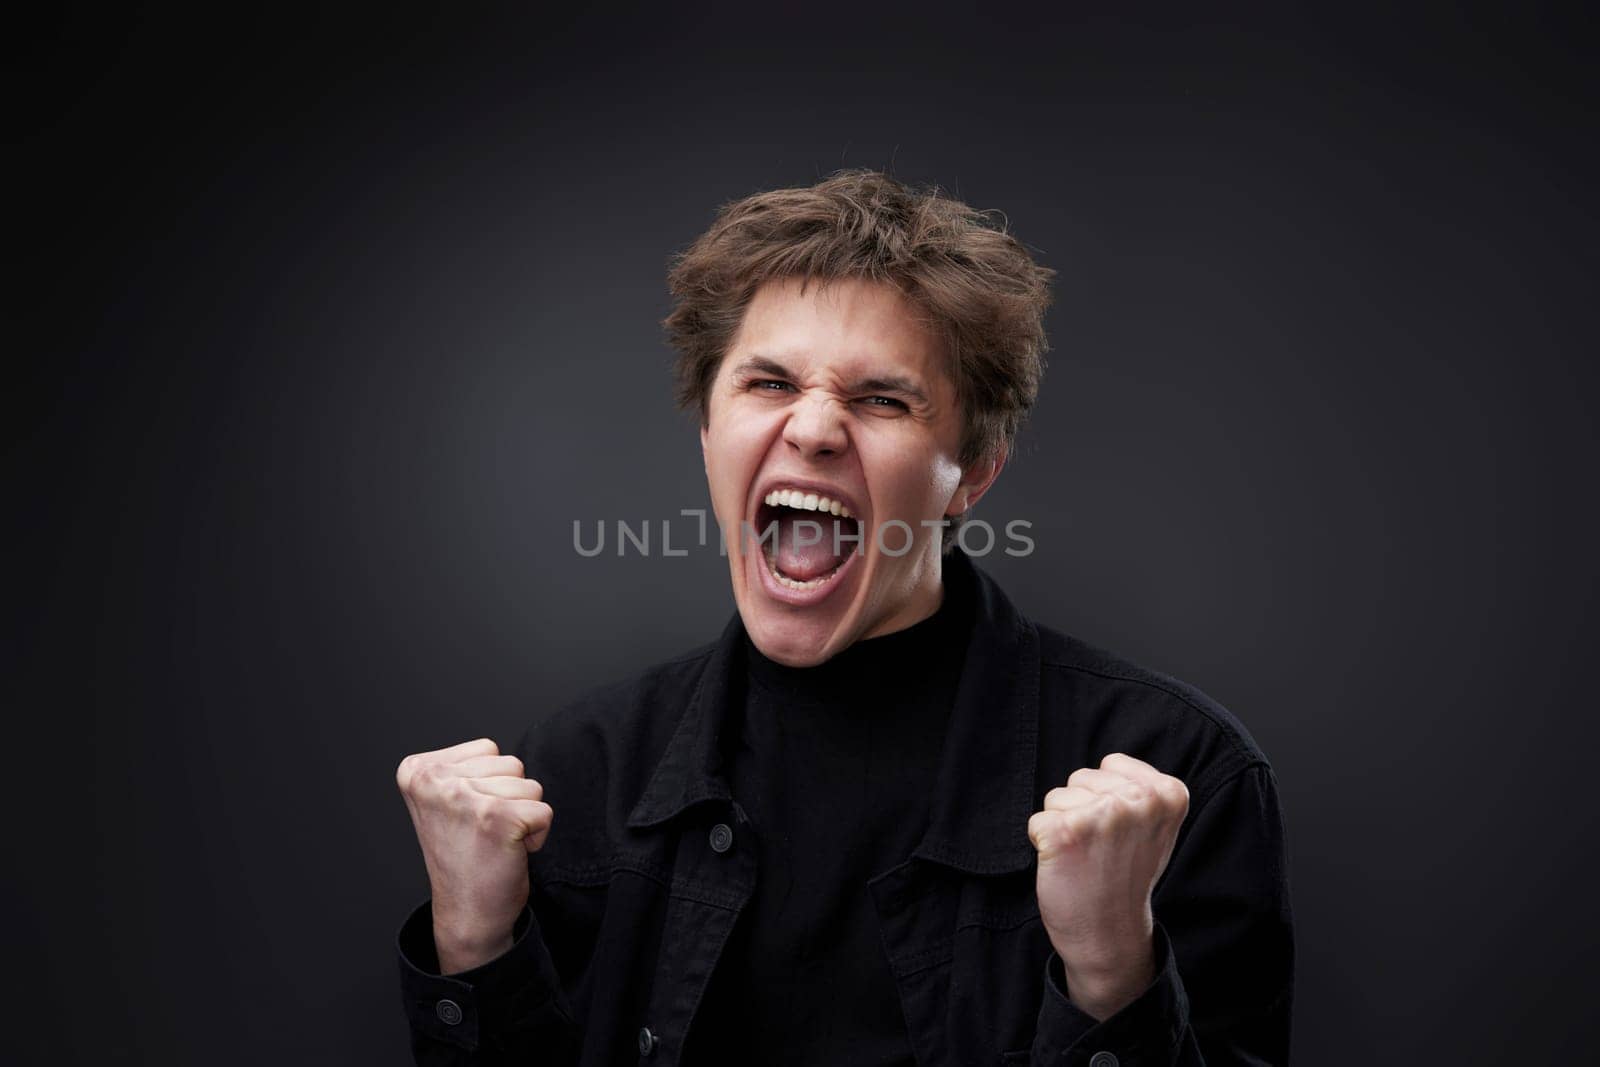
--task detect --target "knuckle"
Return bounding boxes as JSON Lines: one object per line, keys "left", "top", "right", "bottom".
{"left": 1060, "top": 806, "right": 1093, "bottom": 837}
{"left": 439, "top": 776, "right": 472, "bottom": 809}
{"left": 523, "top": 803, "right": 554, "bottom": 849}
{"left": 410, "top": 760, "right": 444, "bottom": 796}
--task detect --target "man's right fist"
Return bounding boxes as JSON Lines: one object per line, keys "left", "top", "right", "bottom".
{"left": 396, "top": 737, "right": 553, "bottom": 973}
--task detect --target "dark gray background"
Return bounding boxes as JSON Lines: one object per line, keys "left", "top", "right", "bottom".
{"left": 8, "top": 5, "right": 1596, "bottom": 1064}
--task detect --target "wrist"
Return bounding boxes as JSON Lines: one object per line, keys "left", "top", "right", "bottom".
{"left": 433, "top": 920, "right": 515, "bottom": 974}
{"left": 1057, "top": 935, "right": 1157, "bottom": 1021}
{"left": 431, "top": 904, "right": 516, "bottom": 973}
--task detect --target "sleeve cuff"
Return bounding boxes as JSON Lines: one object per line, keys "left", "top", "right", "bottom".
{"left": 1032, "top": 922, "right": 1191, "bottom": 1065}
{"left": 396, "top": 899, "right": 564, "bottom": 1053}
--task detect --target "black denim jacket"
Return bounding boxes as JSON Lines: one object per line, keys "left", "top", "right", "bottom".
{"left": 396, "top": 552, "right": 1293, "bottom": 1065}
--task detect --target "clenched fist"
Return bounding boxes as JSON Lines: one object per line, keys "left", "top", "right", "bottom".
{"left": 1027, "top": 752, "right": 1189, "bottom": 1020}
{"left": 396, "top": 737, "right": 553, "bottom": 973}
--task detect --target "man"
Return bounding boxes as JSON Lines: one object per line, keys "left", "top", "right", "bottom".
{"left": 395, "top": 170, "right": 1293, "bottom": 1065}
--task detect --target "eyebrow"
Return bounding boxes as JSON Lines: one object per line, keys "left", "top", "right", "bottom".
{"left": 732, "top": 355, "right": 930, "bottom": 404}
{"left": 729, "top": 356, "right": 795, "bottom": 380}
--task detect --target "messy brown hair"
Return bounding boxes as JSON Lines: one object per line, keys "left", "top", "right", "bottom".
{"left": 664, "top": 169, "right": 1054, "bottom": 544}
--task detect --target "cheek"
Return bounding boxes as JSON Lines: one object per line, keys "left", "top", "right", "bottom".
{"left": 930, "top": 457, "right": 964, "bottom": 503}
{"left": 900, "top": 444, "right": 963, "bottom": 500}
{"left": 864, "top": 445, "right": 953, "bottom": 517}
{"left": 704, "top": 431, "right": 740, "bottom": 491}
{"left": 704, "top": 409, "right": 771, "bottom": 501}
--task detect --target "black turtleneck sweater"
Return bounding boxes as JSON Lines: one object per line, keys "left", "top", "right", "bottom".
{"left": 687, "top": 577, "right": 974, "bottom": 1064}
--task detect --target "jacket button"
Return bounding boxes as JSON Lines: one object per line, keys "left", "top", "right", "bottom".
{"left": 637, "top": 1026, "right": 658, "bottom": 1056}
{"left": 1089, "top": 1053, "right": 1119, "bottom": 1067}
{"left": 708, "top": 823, "right": 734, "bottom": 853}
{"left": 435, "top": 998, "right": 463, "bottom": 1026}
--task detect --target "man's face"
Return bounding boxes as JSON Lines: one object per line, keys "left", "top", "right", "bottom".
{"left": 700, "top": 276, "right": 1001, "bottom": 667}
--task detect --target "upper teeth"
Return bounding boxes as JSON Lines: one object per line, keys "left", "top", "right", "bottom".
{"left": 764, "top": 488, "right": 854, "bottom": 518}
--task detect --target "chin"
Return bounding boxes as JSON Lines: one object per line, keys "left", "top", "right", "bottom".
{"left": 735, "top": 592, "right": 854, "bottom": 669}
{"left": 731, "top": 539, "right": 873, "bottom": 667}
{"left": 742, "top": 616, "right": 844, "bottom": 667}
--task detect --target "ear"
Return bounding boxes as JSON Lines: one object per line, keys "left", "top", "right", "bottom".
{"left": 700, "top": 422, "right": 710, "bottom": 474}
{"left": 946, "top": 445, "right": 1007, "bottom": 518}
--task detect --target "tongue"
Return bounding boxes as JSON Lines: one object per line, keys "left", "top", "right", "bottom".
{"left": 773, "top": 513, "right": 848, "bottom": 581}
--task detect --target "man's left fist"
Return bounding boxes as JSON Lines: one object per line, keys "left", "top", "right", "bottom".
{"left": 1027, "top": 752, "right": 1190, "bottom": 1020}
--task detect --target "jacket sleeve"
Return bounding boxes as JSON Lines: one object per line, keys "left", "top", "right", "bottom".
{"left": 396, "top": 898, "right": 582, "bottom": 1066}
{"left": 1028, "top": 762, "right": 1295, "bottom": 1065}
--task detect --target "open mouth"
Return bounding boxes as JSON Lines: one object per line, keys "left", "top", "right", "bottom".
{"left": 753, "top": 488, "right": 863, "bottom": 593}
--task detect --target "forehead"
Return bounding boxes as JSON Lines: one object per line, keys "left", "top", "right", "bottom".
{"left": 725, "top": 277, "right": 951, "bottom": 389}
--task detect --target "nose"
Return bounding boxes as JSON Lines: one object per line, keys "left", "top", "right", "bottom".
{"left": 782, "top": 391, "right": 849, "bottom": 459}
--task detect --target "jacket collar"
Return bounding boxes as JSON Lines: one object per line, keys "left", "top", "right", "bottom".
{"left": 627, "top": 549, "right": 1040, "bottom": 877}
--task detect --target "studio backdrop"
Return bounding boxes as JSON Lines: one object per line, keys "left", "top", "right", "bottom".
{"left": 9, "top": 6, "right": 1596, "bottom": 1065}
